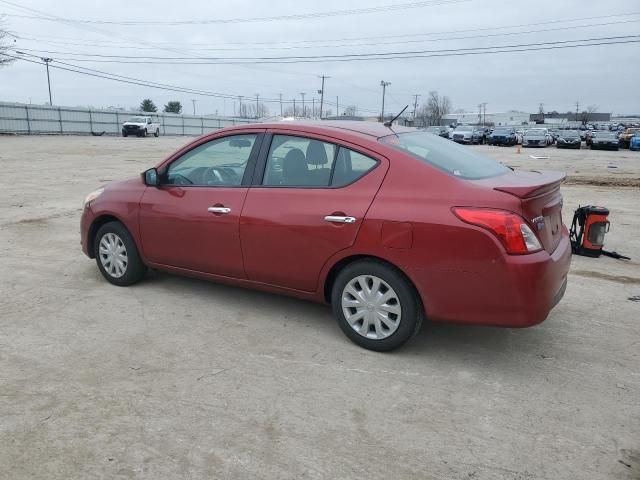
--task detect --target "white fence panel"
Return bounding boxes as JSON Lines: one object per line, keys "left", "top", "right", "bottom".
{"left": 0, "top": 102, "right": 256, "bottom": 136}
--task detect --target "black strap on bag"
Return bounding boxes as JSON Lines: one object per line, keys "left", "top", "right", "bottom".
{"left": 569, "top": 206, "right": 588, "bottom": 255}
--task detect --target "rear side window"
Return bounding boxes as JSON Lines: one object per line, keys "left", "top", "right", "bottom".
{"left": 380, "top": 132, "right": 509, "bottom": 179}
{"left": 262, "top": 135, "right": 377, "bottom": 187}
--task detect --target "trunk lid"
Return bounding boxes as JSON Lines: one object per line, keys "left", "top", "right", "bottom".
{"left": 476, "top": 170, "right": 566, "bottom": 254}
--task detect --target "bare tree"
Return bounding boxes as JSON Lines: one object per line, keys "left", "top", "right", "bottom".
{"left": 241, "top": 102, "right": 270, "bottom": 119}
{"left": 420, "top": 91, "right": 451, "bottom": 126}
{"left": 1, "top": 20, "right": 16, "bottom": 67}
{"left": 581, "top": 105, "right": 598, "bottom": 125}
{"left": 343, "top": 105, "right": 357, "bottom": 116}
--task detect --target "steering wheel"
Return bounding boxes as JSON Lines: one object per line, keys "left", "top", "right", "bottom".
{"left": 203, "top": 167, "right": 238, "bottom": 185}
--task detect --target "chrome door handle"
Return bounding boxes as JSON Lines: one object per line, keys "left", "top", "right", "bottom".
{"left": 208, "top": 206, "right": 231, "bottom": 214}
{"left": 324, "top": 215, "right": 356, "bottom": 224}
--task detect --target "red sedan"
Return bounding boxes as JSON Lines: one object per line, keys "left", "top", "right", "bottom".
{"left": 81, "top": 121, "right": 571, "bottom": 351}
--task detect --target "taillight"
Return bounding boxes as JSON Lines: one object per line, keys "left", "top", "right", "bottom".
{"left": 452, "top": 208, "right": 543, "bottom": 255}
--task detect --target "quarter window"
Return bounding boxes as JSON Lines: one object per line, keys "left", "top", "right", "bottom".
{"left": 165, "top": 134, "right": 257, "bottom": 186}
{"left": 331, "top": 148, "right": 377, "bottom": 187}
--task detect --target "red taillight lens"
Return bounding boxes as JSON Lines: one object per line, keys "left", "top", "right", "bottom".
{"left": 452, "top": 207, "right": 542, "bottom": 255}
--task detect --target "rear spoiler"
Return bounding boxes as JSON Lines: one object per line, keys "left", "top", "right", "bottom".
{"left": 493, "top": 170, "right": 566, "bottom": 199}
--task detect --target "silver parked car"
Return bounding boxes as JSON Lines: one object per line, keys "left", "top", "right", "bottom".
{"left": 522, "top": 128, "right": 551, "bottom": 147}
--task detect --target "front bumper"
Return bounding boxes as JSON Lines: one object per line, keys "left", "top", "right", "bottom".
{"left": 80, "top": 205, "right": 95, "bottom": 257}
{"left": 591, "top": 142, "right": 619, "bottom": 149}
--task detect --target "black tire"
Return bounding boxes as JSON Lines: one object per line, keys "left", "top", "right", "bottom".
{"left": 94, "top": 221, "right": 147, "bottom": 286}
{"left": 122, "top": 131, "right": 128, "bottom": 137}
{"left": 331, "top": 259, "right": 423, "bottom": 351}
{"left": 154, "top": 129, "right": 159, "bottom": 137}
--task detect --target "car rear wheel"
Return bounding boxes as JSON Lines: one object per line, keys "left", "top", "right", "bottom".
{"left": 331, "top": 260, "right": 423, "bottom": 351}
{"left": 94, "top": 221, "right": 147, "bottom": 286}
{"left": 154, "top": 129, "right": 159, "bottom": 137}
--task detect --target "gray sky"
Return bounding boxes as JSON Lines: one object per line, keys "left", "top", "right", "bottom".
{"left": 1, "top": 0, "right": 639, "bottom": 116}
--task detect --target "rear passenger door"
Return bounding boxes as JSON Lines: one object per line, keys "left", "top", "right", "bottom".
{"left": 240, "top": 132, "right": 388, "bottom": 292}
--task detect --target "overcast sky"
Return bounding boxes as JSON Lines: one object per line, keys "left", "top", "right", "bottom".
{"left": 1, "top": 0, "right": 639, "bottom": 116}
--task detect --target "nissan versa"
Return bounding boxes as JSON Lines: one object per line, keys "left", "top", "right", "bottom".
{"left": 81, "top": 122, "right": 571, "bottom": 351}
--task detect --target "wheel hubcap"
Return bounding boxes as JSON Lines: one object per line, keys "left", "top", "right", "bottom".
{"left": 99, "top": 233, "right": 128, "bottom": 278}
{"left": 342, "top": 275, "right": 401, "bottom": 340}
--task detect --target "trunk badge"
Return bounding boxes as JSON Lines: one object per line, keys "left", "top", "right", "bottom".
{"left": 531, "top": 216, "right": 545, "bottom": 231}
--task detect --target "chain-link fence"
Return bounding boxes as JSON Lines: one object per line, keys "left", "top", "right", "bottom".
{"left": 0, "top": 101, "right": 256, "bottom": 136}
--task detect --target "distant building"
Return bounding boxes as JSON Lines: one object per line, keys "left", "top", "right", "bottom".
{"left": 529, "top": 112, "right": 610, "bottom": 123}
{"left": 442, "top": 111, "right": 530, "bottom": 126}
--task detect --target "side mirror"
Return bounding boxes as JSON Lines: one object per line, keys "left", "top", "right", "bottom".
{"left": 143, "top": 168, "right": 159, "bottom": 186}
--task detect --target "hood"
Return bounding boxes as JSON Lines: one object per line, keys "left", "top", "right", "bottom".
{"left": 524, "top": 132, "right": 546, "bottom": 139}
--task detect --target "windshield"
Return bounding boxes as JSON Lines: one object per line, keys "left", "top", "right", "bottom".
{"left": 380, "top": 132, "right": 510, "bottom": 180}
{"left": 127, "top": 117, "right": 148, "bottom": 123}
{"left": 525, "top": 129, "right": 546, "bottom": 135}
{"left": 493, "top": 128, "right": 511, "bottom": 134}
{"left": 594, "top": 132, "right": 617, "bottom": 138}
{"left": 562, "top": 131, "right": 580, "bottom": 137}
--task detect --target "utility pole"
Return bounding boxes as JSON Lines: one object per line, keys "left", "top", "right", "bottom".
{"left": 300, "top": 92, "right": 306, "bottom": 118}
{"left": 336, "top": 96, "right": 339, "bottom": 117}
{"left": 312, "top": 98, "right": 316, "bottom": 119}
{"left": 539, "top": 102, "right": 545, "bottom": 123}
{"left": 318, "top": 75, "right": 330, "bottom": 119}
{"left": 481, "top": 102, "right": 487, "bottom": 126}
{"left": 293, "top": 98, "right": 296, "bottom": 119}
{"left": 478, "top": 104, "right": 482, "bottom": 125}
{"left": 41, "top": 57, "right": 53, "bottom": 105}
{"left": 191, "top": 99, "right": 197, "bottom": 115}
{"left": 575, "top": 101, "right": 580, "bottom": 122}
{"left": 238, "top": 96, "right": 243, "bottom": 118}
{"left": 412, "top": 94, "right": 420, "bottom": 122}
{"left": 255, "top": 94, "right": 260, "bottom": 119}
{"left": 278, "top": 93, "right": 283, "bottom": 117}
{"left": 380, "top": 80, "right": 391, "bottom": 122}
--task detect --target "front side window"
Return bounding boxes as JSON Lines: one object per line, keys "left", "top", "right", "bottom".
{"left": 380, "top": 131, "right": 509, "bottom": 180}
{"left": 165, "top": 134, "right": 257, "bottom": 186}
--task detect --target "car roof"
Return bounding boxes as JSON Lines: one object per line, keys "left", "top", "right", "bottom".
{"left": 225, "top": 120, "right": 416, "bottom": 140}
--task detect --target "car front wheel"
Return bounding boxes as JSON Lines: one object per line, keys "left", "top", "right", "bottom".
{"left": 331, "top": 260, "right": 423, "bottom": 351}
{"left": 94, "top": 221, "right": 147, "bottom": 286}
{"left": 154, "top": 129, "right": 159, "bottom": 137}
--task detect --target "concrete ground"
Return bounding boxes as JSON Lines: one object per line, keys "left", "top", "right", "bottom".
{"left": 1, "top": 135, "right": 639, "bottom": 480}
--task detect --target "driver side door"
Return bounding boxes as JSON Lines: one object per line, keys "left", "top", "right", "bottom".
{"left": 139, "top": 132, "right": 263, "bottom": 278}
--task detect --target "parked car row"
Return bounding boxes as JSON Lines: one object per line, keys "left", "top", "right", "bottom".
{"left": 424, "top": 125, "right": 640, "bottom": 151}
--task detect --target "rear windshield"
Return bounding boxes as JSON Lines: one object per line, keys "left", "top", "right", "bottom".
{"left": 379, "top": 132, "right": 510, "bottom": 180}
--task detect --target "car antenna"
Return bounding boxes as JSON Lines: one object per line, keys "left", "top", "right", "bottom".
{"left": 384, "top": 105, "right": 408, "bottom": 128}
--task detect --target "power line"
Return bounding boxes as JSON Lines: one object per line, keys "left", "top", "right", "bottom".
{"left": 11, "top": 35, "right": 639, "bottom": 64}
{"left": 11, "top": 14, "right": 640, "bottom": 52}
{"left": 1, "top": 0, "right": 467, "bottom": 26}
{"left": 13, "top": 18, "right": 640, "bottom": 55}
{"left": 0, "top": 52, "right": 381, "bottom": 113}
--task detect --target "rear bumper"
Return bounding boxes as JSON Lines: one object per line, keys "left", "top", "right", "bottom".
{"left": 410, "top": 229, "right": 572, "bottom": 328}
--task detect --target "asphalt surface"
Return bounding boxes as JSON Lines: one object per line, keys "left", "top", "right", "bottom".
{"left": 1, "top": 135, "right": 639, "bottom": 479}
